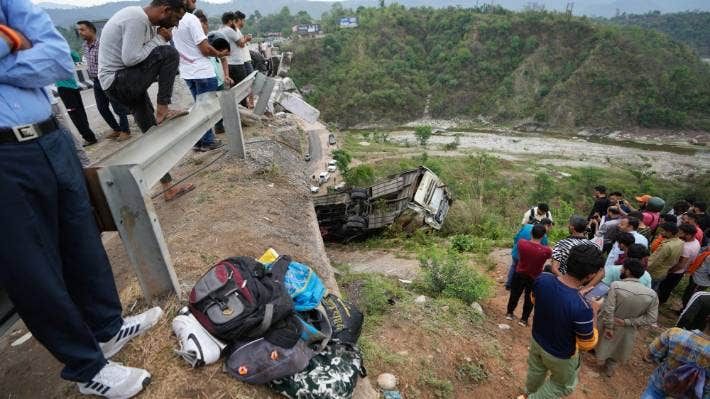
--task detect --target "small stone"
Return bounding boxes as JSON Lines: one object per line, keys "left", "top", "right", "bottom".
{"left": 588, "top": 371, "right": 600, "bottom": 378}
{"left": 377, "top": 373, "right": 398, "bottom": 390}
{"left": 397, "top": 351, "right": 409, "bottom": 356}
{"left": 498, "top": 323, "right": 511, "bottom": 330}
{"left": 470, "top": 302, "right": 484, "bottom": 315}
{"left": 464, "top": 357, "right": 472, "bottom": 362}
{"left": 414, "top": 295, "right": 427, "bottom": 304}
{"left": 441, "top": 306, "right": 449, "bottom": 312}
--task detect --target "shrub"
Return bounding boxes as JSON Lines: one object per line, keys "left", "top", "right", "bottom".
{"left": 345, "top": 164, "right": 375, "bottom": 187}
{"left": 416, "top": 247, "right": 493, "bottom": 304}
{"left": 451, "top": 234, "right": 476, "bottom": 252}
{"left": 415, "top": 125, "right": 433, "bottom": 146}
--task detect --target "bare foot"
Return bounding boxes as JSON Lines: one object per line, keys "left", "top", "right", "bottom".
{"left": 156, "top": 105, "right": 188, "bottom": 125}
{"left": 163, "top": 183, "right": 195, "bottom": 202}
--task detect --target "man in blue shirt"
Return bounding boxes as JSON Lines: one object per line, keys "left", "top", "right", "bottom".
{"left": 0, "top": 1, "right": 163, "bottom": 397}
{"left": 506, "top": 218, "right": 552, "bottom": 290}
{"left": 521, "top": 244, "right": 603, "bottom": 399}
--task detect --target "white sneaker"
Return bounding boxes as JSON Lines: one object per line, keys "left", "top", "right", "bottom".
{"left": 100, "top": 307, "right": 164, "bottom": 358}
{"left": 77, "top": 361, "right": 150, "bottom": 399}
{"left": 172, "top": 313, "right": 226, "bottom": 367}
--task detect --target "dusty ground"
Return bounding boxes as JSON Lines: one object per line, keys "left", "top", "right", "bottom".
{"left": 329, "top": 246, "right": 683, "bottom": 399}
{"left": 0, "top": 90, "right": 360, "bottom": 397}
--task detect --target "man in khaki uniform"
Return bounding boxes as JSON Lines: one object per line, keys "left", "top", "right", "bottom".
{"left": 647, "top": 222, "right": 684, "bottom": 289}
{"left": 596, "top": 258, "right": 658, "bottom": 376}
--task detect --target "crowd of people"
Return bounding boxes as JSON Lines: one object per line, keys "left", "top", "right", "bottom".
{"left": 508, "top": 188, "right": 709, "bottom": 398}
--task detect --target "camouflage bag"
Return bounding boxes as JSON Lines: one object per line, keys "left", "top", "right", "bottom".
{"left": 268, "top": 343, "right": 366, "bottom": 399}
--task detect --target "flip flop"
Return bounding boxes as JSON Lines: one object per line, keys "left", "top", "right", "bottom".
{"left": 157, "top": 109, "right": 189, "bottom": 125}
{"left": 164, "top": 183, "right": 195, "bottom": 202}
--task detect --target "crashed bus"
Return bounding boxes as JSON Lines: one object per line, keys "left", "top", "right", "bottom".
{"left": 313, "top": 166, "right": 453, "bottom": 241}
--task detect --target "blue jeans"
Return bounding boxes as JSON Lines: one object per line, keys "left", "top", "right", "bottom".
{"left": 640, "top": 379, "right": 665, "bottom": 399}
{"left": 93, "top": 77, "right": 130, "bottom": 133}
{"left": 0, "top": 128, "right": 123, "bottom": 382}
{"left": 184, "top": 77, "right": 218, "bottom": 146}
{"left": 506, "top": 258, "right": 518, "bottom": 289}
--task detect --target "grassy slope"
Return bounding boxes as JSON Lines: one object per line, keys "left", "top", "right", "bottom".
{"left": 290, "top": 6, "right": 710, "bottom": 130}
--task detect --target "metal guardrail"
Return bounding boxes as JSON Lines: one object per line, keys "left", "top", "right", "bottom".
{"left": 91, "top": 71, "right": 274, "bottom": 303}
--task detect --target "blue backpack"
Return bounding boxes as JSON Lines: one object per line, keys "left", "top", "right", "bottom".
{"left": 268, "top": 256, "right": 327, "bottom": 312}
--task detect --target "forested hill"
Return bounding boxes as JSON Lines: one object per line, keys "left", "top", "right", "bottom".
{"left": 289, "top": 6, "right": 710, "bottom": 130}
{"left": 609, "top": 11, "right": 710, "bottom": 57}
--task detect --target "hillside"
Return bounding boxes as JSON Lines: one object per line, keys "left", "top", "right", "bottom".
{"left": 289, "top": 5, "right": 710, "bottom": 130}
{"left": 609, "top": 11, "right": 710, "bottom": 57}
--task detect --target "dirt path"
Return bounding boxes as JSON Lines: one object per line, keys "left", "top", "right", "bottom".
{"left": 329, "top": 246, "right": 673, "bottom": 398}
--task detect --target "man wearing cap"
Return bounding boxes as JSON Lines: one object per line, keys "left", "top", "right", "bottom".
{"left": 648, "top": 222, "right": 684, "bottom": 290}
{"left": 630, "top": 194, "right": 662, "bottom": 232}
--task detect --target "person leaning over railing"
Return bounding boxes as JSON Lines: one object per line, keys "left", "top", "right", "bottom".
{"left": 0, "top": 1, "right": 163, "bottom": 398}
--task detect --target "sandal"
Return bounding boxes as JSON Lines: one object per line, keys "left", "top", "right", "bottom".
{"left": 157, "top": 109, "right": 189, "bottom": 125}
{"left": 164, "top": 183, "right": 195, "bottom": 202}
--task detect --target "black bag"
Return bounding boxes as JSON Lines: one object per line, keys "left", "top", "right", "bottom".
{"left": 189, "top": 256, "right": 293, "bottom": 341}
{"left": 321, "top": 294, "right": 364, "bottom": 345}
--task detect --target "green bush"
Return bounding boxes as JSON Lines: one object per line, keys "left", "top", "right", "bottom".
{"left": 415, "top": 125, "right": 433, "bottom": 146}
{"left": 360, "top": 274, "right": 409, "bottom": 316}
{"left": 451, "top": 234, "right": 476, "bottom": 252}
{"left": 416, "top": 247, "right": 493, "bottom": 304}
{"left": 344, "top": 164, "right": 376, "bottom": 187}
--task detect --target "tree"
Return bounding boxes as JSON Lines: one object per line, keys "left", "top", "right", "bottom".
{"left": 414, "top": 125, "right": 433, "bottom": 146}
{"left": 332, "top": 149, "right": 352, "bottom": 175}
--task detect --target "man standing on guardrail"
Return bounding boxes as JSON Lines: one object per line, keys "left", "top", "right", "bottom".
{"left": 173, "top": 0, "right": 227, "bottom": 152}
{"left": 77, "top": 20, "right": 132, "bottom": 142}
{"left": 99, "top": 0, "right": 197, "bottom": 201}
{"left": 0, "top": 1, "right": 164, "bottom": 398}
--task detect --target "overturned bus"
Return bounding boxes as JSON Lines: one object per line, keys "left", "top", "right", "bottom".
{"left": 313, "top": 166, "right": 453, "bottom": 241}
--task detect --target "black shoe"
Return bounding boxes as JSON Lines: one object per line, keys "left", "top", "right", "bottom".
{"left": 83, "top": 140, "right": 98, "bottom": 147}
{"left": 200, "top": 140, "right": 224, "bottom": 152}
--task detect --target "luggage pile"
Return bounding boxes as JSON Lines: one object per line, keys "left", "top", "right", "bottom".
{"left": 172, "top": 249, "right": 366, "bottom": 399}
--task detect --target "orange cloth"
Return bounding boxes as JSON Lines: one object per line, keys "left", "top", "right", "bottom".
{"left": 651, "top": 236, "right": 665, "bottom": 253}
{"left": 687, "top": 251, "right": 710, "bottom": 275}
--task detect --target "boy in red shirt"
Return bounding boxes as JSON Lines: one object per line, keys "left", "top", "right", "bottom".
{"left": 506, "top": 224, "right": 552, "bottom": 326}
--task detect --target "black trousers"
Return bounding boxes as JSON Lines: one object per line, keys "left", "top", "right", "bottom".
{"left": 105, "top": 45, "right": 179, "bottom": 184}
{"left": 57, "top": 86, "right": 97, "bottom": 143}
{"left": 506, "top": 272, "right": 535, "bottom": 321}
{"left": 0, "top": 129, "right": 123, "bottom": 382}
{"left": 104, "top": 45, "right": 178, "bottom": 133}
{"left": 657, "top": 273, "right": 684, "bottom": 304}
{"left": 228, "top": 64, "right": 249, "bottom": 107}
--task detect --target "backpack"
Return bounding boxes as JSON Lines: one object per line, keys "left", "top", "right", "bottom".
{"left": 188, "top": 256, "right": 293, "bottom": 342}
{"left": 225, "top": 309, "right": 332, "bottom": 385}
{"left": 268, "top": 343, "right": 366, "bottom": 399}
{"left": 270, "top": 257, "right": 327, "bottom": 312}
{"left": 225, "top": 337, "right": 314, "bottom": 385}
{"left": 321, "top": 294, "right": 364, "bottom": 345}
{"left": 662, "top": 363, "right": 706, "bottom": 399}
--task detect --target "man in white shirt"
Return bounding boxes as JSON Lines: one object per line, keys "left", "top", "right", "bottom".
{"left": 220, "top": 11, "right": 252, "bottom": 106}
{"left": 657, "top": 223, "right": 701, "bottom": 304}
{"left": 605, "top": 216, "right": 648, "bottom": 269}
{"left": 172, "top": 0, "right": 227, "bottom": 151}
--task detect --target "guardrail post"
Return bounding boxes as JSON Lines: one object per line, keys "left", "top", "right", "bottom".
{"left": 219, "top": 89, "right": 246, "bottom": 159}
{"left": 98, "top": 164, "right": 181, "bottom": 302}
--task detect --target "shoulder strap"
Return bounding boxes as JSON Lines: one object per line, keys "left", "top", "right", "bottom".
{"left": 528, "top": 207, "right": 535, "bottom": 223}
{"left": 269, "top": 255, "right": 292, "bottom": 281}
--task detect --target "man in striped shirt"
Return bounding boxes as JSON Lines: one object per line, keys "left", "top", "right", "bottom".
{"left": 643, "top": 318, "right": 709, "bottom": 398}
{"left": 520, "top": 244, "right": 604, "bottom": 399}
{"left": 550, "top": 215, "right": 593, "bottom": 276}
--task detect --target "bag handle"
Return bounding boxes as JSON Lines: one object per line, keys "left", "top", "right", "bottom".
{"left": 251, "top": 303, "right": 274, "bottom": 338}
{"left": 270, "top": 255, "right": 292, "bottom": 281}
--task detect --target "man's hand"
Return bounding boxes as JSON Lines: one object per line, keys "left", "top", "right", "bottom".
{"left": 217, "top": 49, "right": 229, "bottom": 57}
{"left": 613, "top": 317, "right": 625, "bottom": 326}
{"left": 590, "top": 298, "right": 603, "bottom": 314}
{"left": 158, "top": 27, "right": 173, "bottom": 41}
{"left": 604, "top": 329, "right": 614, "bottom": 340}
{"left": 245, "top": 34, "right": 252, "bottom": 42}
{"left": 224, "top": 76, "right": 234, "bottom": 87}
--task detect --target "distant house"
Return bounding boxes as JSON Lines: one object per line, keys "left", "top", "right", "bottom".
{"left": 292, "top": 24, "right": 322, "bottom": 36}
{"left": 339, "top": 17, "right": 358, "bottom": 28}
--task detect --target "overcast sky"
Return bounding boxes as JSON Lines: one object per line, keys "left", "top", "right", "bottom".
{"left": 31, "top": 0, "right": 234, "bottom": 6}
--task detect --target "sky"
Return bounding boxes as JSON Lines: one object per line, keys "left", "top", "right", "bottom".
{"left": 32, "top": 0, "right": 232, "bottom": 6}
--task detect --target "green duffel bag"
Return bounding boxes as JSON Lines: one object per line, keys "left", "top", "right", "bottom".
{"left": 268, "top": 343, "right": 366, "bottom": 399}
